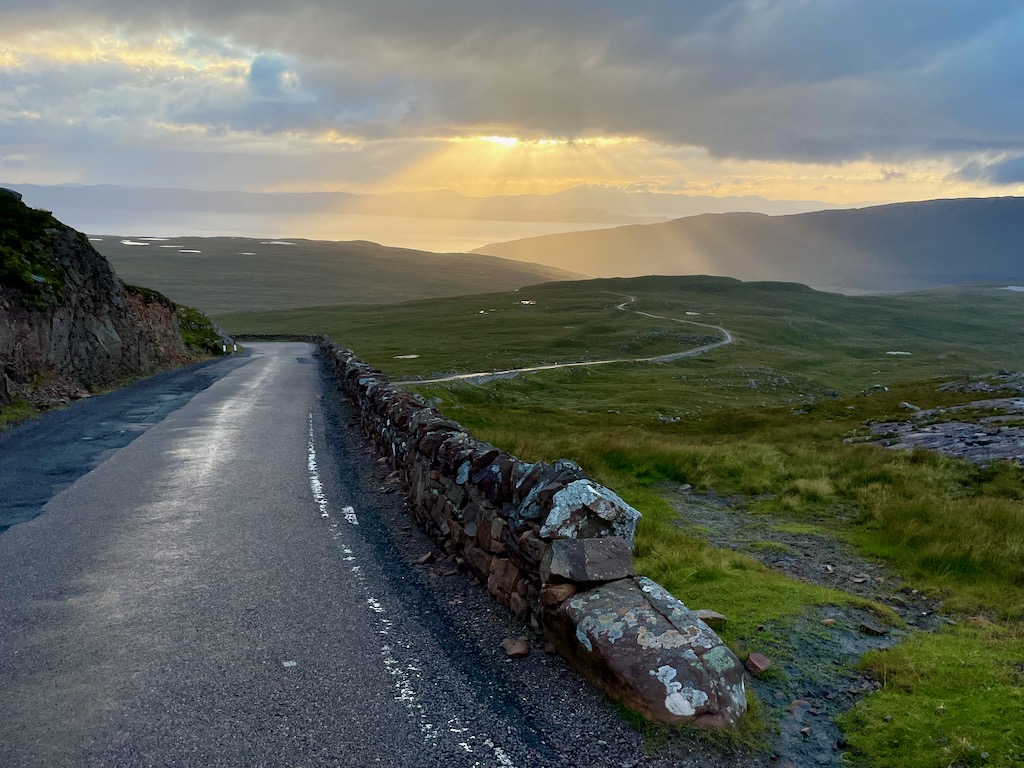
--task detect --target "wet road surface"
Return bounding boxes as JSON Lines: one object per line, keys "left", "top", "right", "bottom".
{"left": 0, "top": 342, "right": 757, "bottom": 768}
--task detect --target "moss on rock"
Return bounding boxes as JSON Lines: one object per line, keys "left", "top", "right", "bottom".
{"left": 0, "top": 189, "right": 66, "bottom": 309}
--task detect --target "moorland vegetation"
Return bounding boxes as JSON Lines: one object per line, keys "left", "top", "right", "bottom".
{"left": 224, "top": 276, "right": 1024, "bottom": 767}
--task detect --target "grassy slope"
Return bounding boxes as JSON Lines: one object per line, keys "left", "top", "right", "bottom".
{"left": 222, "top": 276, "right": 1024, "bottom": 766}
{"left": 220, "top": 275, "right": 1024, "bottom": 389}
{"left": 473, "top": 198, "right": 1024, "bottom": 293}
{"left": 95, "top": 235, "right": 581, "bottom": 314}
{"left": 1, "top": 190, "right": 67, "bottom": 309}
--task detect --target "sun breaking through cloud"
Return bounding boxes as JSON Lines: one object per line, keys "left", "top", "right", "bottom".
{"left": 1, "top": 1, "right": 1023, "bottom": 202}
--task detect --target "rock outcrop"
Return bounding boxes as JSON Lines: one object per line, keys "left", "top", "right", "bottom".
{"left": 868, "top": 394, "right": 1024, "bottom": 465}
{"left": 545, "top": 577, "right": 747, "bottom": 728}
{"left": 1, "top": 188, "right": 214, "bottom": 407}
{"left": 863, "top": 374, "right": 1024, "bottom": 466}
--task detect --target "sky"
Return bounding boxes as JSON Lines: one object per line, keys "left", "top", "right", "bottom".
{"left": 2, "top": 1, "right": 1024, "bottom": 204}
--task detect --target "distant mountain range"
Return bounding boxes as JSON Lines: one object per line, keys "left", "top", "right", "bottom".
{"left": 7, "top": 183, "right": 841, "bottom": 226}
{"left": 475, "top": 197, "right": 1024, "bottom": 293}
{"left": 92, "top": 235, "right": 581, "bottom": 314}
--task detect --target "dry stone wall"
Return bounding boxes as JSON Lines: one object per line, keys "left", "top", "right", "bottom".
{"left": 318, "top": 338, "right": 748, "bottom": 728}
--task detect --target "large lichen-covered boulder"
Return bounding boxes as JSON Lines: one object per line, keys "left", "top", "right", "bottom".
{"left": 538, "top": 479, "right": 641, "bottom": 548}
{"left": 543, "top": 576, "right": 747, "bottom": 728}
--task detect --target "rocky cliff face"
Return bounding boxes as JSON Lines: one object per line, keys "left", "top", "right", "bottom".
{"left": 1, "top": 188, "right": 207, "bottom": 407}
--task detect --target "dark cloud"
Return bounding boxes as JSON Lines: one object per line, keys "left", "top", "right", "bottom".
{"left": 958, "top": 156, "right": 1024, "bottom": 185}
{"left": 1, "top": 0, "right": 1023, "bottom": 167}
{"left": 990, "top": 158, "right": 1024, "bottom": 184}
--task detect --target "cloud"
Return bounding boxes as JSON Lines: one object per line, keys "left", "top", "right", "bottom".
{"left": 248, "top": 56, "right": 306, "bottom": 100}
{"left": 1, "top": 0, "right": 1023, "bottom": 188}
{"left": 989, "top": 158, "right": 1024, "bottom": 185}
{"left": 957, "top": 156, "right": 1024, "bottom": 185}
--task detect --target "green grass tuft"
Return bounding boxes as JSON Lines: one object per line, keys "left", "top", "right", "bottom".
{"left": 0, "top": 400, "right": 39, "bottom": 432}
{"left": 0, "top": 192, "right": 66, "bottom": 309}
{"left": 840, "top": 623, "right": 1024, "bottom": 768}
{"left": 176, "top": 304, "right": 225, "bottom": 355}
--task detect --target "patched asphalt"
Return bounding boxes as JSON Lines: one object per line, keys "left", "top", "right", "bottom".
{"left": 0, "top": 353, "right": 250, "bottom": 533}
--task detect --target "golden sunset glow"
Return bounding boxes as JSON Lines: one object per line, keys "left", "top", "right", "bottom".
{"left": 2, "top": 30, "right": 247, "bottom": 77}
{"left": 358, "top": 136, "right": 624, "bottom": 197}
{"left": 479, "top": 136, "right": 520, "bottom": 147}
{"left": 311, "top": 133, "right": 1006, "bottom": 204}
{"left": 3, "top": 8, "right": 1023, "bottom": 213}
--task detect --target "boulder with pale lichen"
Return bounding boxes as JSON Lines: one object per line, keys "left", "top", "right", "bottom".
{"left": 542, "top": 576, "right": 747, "bottom": 728}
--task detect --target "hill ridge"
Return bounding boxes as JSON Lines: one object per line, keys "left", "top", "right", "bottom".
{"left": 474, "top": 196, "right": 1024, "bottom": 293}
{"left": 94, "top": 234, "right": 585, "bottom": 315}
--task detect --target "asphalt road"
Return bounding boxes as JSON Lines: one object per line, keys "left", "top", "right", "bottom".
{"left": 0, "top": 343, "right": 756, "bottom": 768}
{"left": 0, "top": 353, "right": 250, "bottom": 534}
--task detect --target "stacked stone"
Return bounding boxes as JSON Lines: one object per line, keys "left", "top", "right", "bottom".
{"left": 325, "top": 344, "right": 641, "bottom": 619}
{"left": 320, "top": 340, "right": 748, "bottom": 729}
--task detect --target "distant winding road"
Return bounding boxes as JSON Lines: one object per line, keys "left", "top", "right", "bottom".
{"left": 394, "top": 295, "right": 735, "bottom": 386}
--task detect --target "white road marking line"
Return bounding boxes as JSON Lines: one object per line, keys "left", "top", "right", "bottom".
{"left": 483, "top": 739, "right": 517, "bottom": 767}
{"left": 308, "top": 414, "right": 356, "bottom": 524}
{"left": 305, "top": 411, "right": 517, "bottom": 766}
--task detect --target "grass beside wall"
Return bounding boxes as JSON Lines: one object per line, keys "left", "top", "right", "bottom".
{"left": 221, "top": 275, "right": 1024, "bottom": 764}
{"left": 427, "top": 378, "right": 1024, "bottom": 620}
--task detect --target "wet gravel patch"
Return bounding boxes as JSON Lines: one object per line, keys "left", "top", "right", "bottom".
{"left": 663, "top": 486, "right": 951, "bottom": 768}
{"left": 0, "top": 354, "right": 250, "bottom": 534}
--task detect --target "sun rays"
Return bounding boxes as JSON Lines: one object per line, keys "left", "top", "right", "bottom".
{"left": 358, "top": 135, "right": 656, "bottom": 197}
{"left": 3, "top": 25, "right": 1022, "bottom": 206}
